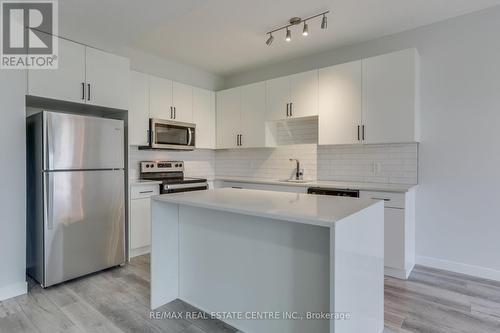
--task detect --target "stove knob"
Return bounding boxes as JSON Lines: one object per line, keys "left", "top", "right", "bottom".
{"left": 145, "top": 164, "right": 150, "bottom": 168}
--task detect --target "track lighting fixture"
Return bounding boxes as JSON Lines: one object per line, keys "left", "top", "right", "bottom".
{"left": 321, "top": 14, "right": 327, "bottom": 29}
{"left": 265, "top": 11, "right": 329, "bottom": 46}
{"left": 266, "top": 33, "right": 274, "bottom": 46}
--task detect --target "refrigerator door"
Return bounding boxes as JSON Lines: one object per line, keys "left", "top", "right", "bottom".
{"left": 43, "top": 169, "right": 125, "bottom": 287}
{"left": 44, "top": 112, "right": 124, "bottom": 171}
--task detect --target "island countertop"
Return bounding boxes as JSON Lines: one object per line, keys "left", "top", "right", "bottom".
{"left": 152, "top": 188, "right": 381, "bottom": 228}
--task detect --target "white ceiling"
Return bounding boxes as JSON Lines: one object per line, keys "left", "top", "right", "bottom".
{"left": 58, "top": 0, "right": 500, "bottom": 76}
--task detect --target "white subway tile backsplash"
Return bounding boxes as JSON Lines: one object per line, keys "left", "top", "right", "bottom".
{"left": 129, "top": 141, "right": 417, "bottom": 186}
{"left": 129, "top": 147, "right": 215, "bottom": 180}
{"left": 215, "top": 144, "right": 318, "bottom": 181}
{"left": 215, "top": 143, "right": 417, "bottom": 185}
{"left": 318, "top": 143, "right": 418, "bottom": 184}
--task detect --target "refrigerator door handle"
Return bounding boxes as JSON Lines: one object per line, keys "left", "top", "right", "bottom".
{"left": 44, "top": 173, "right": 54, "bottom": 230}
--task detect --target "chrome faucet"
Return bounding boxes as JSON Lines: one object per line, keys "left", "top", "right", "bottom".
{"left": 289, "top": 158, "right": 303, "bottom": 180}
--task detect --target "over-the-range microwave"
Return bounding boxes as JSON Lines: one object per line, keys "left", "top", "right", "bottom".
{"left": 140, "top": 118, "right": 196, "bottom": 150}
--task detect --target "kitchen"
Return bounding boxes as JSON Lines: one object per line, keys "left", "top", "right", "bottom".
{"left": 2, "top": 1, "right": 500, "bottom": 333}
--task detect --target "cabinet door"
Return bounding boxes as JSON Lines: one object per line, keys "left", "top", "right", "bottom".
{"left": 28, "top": 37, "right": 86, "bottom": 103}
{"left": 290, "top": 70, "right": 318, "bottom": 118}
{"left": 85, "top": 47, "right": 130, "bottom": 110}
{"left": 319, "top": 61, "right": 362, "bottom": 145}
{"left": 129, "top": 71, "right": 150, "bottom": 146}
{"left": 362, "top": 49, "right": 418, "bottom": 144}
{"left": 216, "top": 88, "right": 241, "bottom": 149}
{"left": 149, "top": 76, "right": 173, "bottom": 120}
{"left": 193, "top": 87, "right": 215, "bottom": 149}
{"left": 172, "top": 81, "right": 193, "bottom": 123}
{"left": 385, "top": 208, "right": 405, "bottom": 270}
{"left": 241, "top": 82, "right": 266, "bottom": 148}
{"left": 130, "top": 198, "right": 151, "bottom": 250}
{"left": 266, "top": 76, "right": 290, "bottom": 121}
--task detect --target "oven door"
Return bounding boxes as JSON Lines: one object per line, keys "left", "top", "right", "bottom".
{"left": 150, "top": 119, "right": 196, "bottom": 150}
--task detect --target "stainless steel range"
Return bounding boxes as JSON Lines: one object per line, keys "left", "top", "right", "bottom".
{"left": 140, "top": 161, "right": 208, "bottom": 194}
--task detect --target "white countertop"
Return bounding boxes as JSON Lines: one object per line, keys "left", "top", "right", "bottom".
{"left": 129, "top": 179, "right": 162, "bottom": 186}
{"left": 215, "top": 176, "right": 416, "bottom": 193}
{"left": 152, "top": 188, "right": 381, "bottom": 228}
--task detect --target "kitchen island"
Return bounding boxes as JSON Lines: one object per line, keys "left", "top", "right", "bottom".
{"left": 151, "top": 188, "right": 384, "bottom": 333}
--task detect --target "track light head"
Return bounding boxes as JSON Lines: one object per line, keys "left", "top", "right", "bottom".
{"left": 266, "top": 34, "right": 274, "bottom": 46}
{"left": 321, "top": 14, "right": 327, "bottom": 29}
{"left": 285, "top": 28, "right": 291, "bottom": 42}
{"left": 302, "top": 22, "right": 309, "bottom": 36}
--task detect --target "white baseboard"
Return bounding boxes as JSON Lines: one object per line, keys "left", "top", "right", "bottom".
{"left": 130, "top": 246, "right": 150, "bottom": 258}
{"left": 0, "top": 281, "right": 27, "bottom": 302}
{"left": 385, "top": 263, "right": 414, "bottom": 280}
{"left": 416, "top": 256, "right": 500, "bottom": 282}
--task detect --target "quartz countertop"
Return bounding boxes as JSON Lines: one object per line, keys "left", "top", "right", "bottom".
{"left": 152, "top": 188, "right": 381, "bottom": 228}
{"left": 215, "top": 176, "right": 416, "bottom": 193}
{"left": 129, "top": 179, "right": 162, "bottom": 186}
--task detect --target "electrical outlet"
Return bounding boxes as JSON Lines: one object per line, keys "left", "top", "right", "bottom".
{"left": 371, "top": 161, "right": 381, "bottom": 175}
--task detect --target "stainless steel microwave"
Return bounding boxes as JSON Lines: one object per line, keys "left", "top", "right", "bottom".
{"left": 140, "top": 119, "right": 196, "bottom": 150}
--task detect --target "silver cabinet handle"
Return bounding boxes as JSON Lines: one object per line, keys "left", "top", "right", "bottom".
{"left": 187, "top": 128, "right": 193, "bottom": 146}
{"left": 357, "top": 125, "right": 360, "bottom": 141}
{"left": 87, "top": 83, "right": 91, "bottom": 101}
{"left": 286, "top": 103, "right": 289, "bottom": 117}
{"left": 239, "top": 134, "right": 242, "bottom": 146}
{"left": 362, "top": 125, "right": 365, "bottom": 141}
{"left": 290, "top": 102, "right": 293, "bottom": 116}
{"left": 170, "top": 106, "right": 173, "bottom": 119}
{"left": 81, "top": 82, "right": 85, "bottom": 100}
{"left": 139, "top": 190, "right": 154, "bottom": 194}
{"left": 174, "top": 107, "right": 177, "bottom": 119}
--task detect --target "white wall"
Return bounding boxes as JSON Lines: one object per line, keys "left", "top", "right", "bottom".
{"left": 223, "top": 6, "right": 500, "bottom": 279}
{"left": 122, "top": 47, "right": 224, "bottom": 91}
{"left": 0, "top": 71, "right": 27, "bottom": 300}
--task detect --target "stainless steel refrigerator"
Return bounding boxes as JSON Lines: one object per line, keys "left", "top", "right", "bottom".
{"left": 26, "top": 111, "right": 125, "bottom": 287}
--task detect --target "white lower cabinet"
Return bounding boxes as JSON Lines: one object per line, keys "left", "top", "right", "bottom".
{"left": 129, "top": 184, "right": 159, "bottom": 257}
{"left": 360, "top": 189, "right": 416, "bottom": 279}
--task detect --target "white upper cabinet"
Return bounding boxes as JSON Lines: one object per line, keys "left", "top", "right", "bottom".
{"left": 319, "top": 61, "right": 362, "bottom": 145}
{"left": 149, "top": 76, "right": 173, "bottom": 120}
{"left": 266, "top": 70, "right": 319, "bottom": 121}
{"left": 240, "top": 82, "right": 266, "bottom": 148}
{"left": 85, "top": 47, "right": 130, "bottom": 110}
{"left": 129, "top": 71, "right": 150, "bottom": 146}
{"left": 362, "top": 49, "right": 420, "bottom": 144}
{"left": 266, "top": 76, "right": 290, "bottom": 121}
{"left": 172, "top": 82, "right": 193, "bottom": 123}
{"left": 193, "top": 87, "right": 216, "bottom": 149}
{"left": 289, "top": 70, "right": 319, "bottom": 118}
{"left": 28, "top": 37, "right": 130, "bottom": 110}
{"left": 216, "top": 87, "right": 241, "bottom": 149}
{"left": 28, "top": 37, "right": 86, "bottom": 104}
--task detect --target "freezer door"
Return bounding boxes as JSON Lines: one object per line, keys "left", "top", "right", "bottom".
{"left": 43, "top": 170, "right": 125, "bottom": 287}
{"left": 44, "top": 112, "right": 124, "bottom": 170}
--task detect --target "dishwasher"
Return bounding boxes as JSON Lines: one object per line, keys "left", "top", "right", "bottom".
{"left": 307, "top": 187, "right": 360, "bottom": 197}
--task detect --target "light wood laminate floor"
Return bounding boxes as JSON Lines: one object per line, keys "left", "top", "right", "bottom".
{"left": 1, "top": 255, "right": 500, "bottom": 333}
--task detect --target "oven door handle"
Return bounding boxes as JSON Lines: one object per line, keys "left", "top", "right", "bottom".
{"left": 164, "top": 182, "right": 208, "bottom": 190}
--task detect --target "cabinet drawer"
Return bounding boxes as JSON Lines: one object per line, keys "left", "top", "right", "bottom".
{"left": 130, "top": 184, "right": 159, "bottom": 199}
{"left": 360, "top": 191, "right": 405, "bottom": 209}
